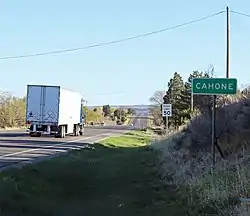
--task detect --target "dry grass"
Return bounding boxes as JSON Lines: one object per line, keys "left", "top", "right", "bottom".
{"left": 152, "top": 94, "right": 250, "bottom": 215}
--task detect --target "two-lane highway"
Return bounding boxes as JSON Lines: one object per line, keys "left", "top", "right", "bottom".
{"left": 0, "top": 127, "right": 125, "bottom": 170}
{"left": 0, "top": 111, "right": 150, "bottom": 171}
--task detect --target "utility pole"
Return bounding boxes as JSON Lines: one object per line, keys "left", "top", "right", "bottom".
{"left": 226, "top": 6, "right": 230, "bottom": 78}
{"left": 212, "top": 7, "right": 230, "bottom": 169}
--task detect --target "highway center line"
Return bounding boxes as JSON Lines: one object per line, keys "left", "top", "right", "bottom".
{"left": 0, "top": 132, "right": 113, "bottom": 158}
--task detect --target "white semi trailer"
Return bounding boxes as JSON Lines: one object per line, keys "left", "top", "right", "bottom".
{"left": 26, "top": 85, "right": 84, "bottom": 138}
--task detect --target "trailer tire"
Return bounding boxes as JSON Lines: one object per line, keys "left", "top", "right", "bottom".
{"left": 79, "top": 124, "right": 83, "bottom": 136}
{"left": 73, "top": 125, "right": 77, "bottom": 136}
{"left": 55, "top": 126, "right": 65, "bottom": 138}
{"left": 74, "top": 124, "right": 80, "bottom": 136}
{"left": 61, "top": 126, "right": 66, "bottom": 138}
{"left": 29, "top": 132, "right": 41, "bottom": 137}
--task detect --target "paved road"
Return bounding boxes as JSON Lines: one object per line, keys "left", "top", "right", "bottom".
{"left": 131, "top": 112, "right": 148, "bottom": 129}
{"left": 0, "top": 127, "right": 126, "bottom": 170}
{"left": 0, "top": 113, "right": 148, "bottom": 171}
{"left": 84, "top": 125, "right": 133, "bottom": 130}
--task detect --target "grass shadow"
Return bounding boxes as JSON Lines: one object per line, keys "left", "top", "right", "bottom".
{"left": 0, "top": 133, "right": 182, "bottom": 216}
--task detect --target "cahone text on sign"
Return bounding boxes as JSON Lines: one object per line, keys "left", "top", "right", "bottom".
{"left": 192, "top": 78, "right": 237, "bottom": 95}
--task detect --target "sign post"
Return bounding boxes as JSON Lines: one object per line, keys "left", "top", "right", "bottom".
{"left": 192, "top": 78, "right": 237, "bottom": 168}
{"left": 162, "top": 104, "right": 172, "bottom": 134}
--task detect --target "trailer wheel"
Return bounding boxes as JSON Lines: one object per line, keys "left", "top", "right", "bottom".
{"left": 79, "top": 127, "right": 83, "bottom": 136}
{"left": 79, "top": 124, "right": 83, "bottom": 136}
{"left": 76, "top": 125, "right": 80, "bottom": 136}
{"left": 74, "top": 124, "right": 80, "bottom": 136}
{"left": 73, "top": 125, "right": 77, "bottom": 136}
{"left": 61, "top": 126, "right": 66, "bottom": 138}
{"left": 55, "top": 126, "right": 65, "bottom": 138}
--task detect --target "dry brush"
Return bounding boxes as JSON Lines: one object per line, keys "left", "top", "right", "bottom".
{"left": 152, "top": 94, "right": 250, "bottom": 215}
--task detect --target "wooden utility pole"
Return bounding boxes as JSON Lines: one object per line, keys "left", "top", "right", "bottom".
{"left": 226, "top": 6, "right": 230, "bottom": 78}
{"left": 212, "top": 7, "right": 230, "bottom": 169}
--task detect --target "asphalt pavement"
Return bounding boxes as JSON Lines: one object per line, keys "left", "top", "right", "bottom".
{"left": 0, "top": 127, "right": 126, "bottom": 171}
{"left": 0, "top": 112, "right": 149, "bottom": 171}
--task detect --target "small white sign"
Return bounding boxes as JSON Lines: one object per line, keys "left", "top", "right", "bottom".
{"left": 162, "top": 104, "right": 172, "bottom": 117}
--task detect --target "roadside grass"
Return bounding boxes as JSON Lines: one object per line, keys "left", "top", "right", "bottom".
{"left": 0, "top": 131, "right": 182, "bottom": 216}
{"left": 152, "top": 130, "right": 250, "bottom": 215}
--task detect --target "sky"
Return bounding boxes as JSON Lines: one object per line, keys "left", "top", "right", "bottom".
{"left": 1, "top": 1, "right": 250, "bottom": 105}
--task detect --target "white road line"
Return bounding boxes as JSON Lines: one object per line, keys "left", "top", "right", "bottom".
{"left": 0, "top": 132, "right": 112, "bottom": 159}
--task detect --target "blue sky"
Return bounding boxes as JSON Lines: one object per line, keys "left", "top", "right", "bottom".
{"left": 1, "top": 0, "right": 250, "bottom": 105}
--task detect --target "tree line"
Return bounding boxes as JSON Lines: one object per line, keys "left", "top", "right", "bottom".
{"left": 149, "top": 68, "right": 216, "bottom": 128}
{"left": 0, "top": 92, "right": 26, "bottom": 128}
{"left": 0, "top": 93, "right": 136, "bottom": 129}
{"left": 102, "top": 105, "right": 135, "bottom": 124}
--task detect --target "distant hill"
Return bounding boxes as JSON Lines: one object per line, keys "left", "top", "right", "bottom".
{"left": 88, "top": 105, "right": 152, "bottom": 110}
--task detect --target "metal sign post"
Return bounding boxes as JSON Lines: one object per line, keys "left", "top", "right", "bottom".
{"left": 192, "top": 78, "right": 237, "bottom": 169}
{"left": 162, "top": 104, "right": 172, "bottom": 134}
{"left": 212, "top": 95, "right": 216, "bottom": 169}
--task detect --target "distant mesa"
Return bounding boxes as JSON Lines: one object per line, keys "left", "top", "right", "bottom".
{"left": 88, "top": 105, "right": 151, "bottom": 110}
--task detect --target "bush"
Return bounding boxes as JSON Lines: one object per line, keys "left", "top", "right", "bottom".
{"left": 152, "top": 94, "right": 250, "bottom": 215}
{"left": 116, "top": 120, "right": 122, "bottom": 125}
{"left": 121, "top": 116, "right": 126, "bottom": 123}
{"left": 84, "top": 107, "right": 104, "bottom": 124}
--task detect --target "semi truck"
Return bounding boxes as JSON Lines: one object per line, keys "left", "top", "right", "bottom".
{"left": 26, "top": 84, "right": 84, "bottom": 138}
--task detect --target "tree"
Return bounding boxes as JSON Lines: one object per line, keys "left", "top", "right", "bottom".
{"left": 0, "top": 92, "right": 26, "bottom": 128}
{"left": 121, "top": 116, "right": 126, "bottom": 123}
{"left": 102, "top": 105, "right": 111, "bottom": 117}
{"left": 149, "top": 91, "right": 164, "bottom": 105}
{"left": 114, "top": 108, "right": 126, "bottom": 119}
{"left": 184, "top": 70, "right": 212, "bottom": 115}
{"left": 127, "top": 108, "right": 136, "bottom": 115}
{"left": 113, "top": 109, "right": 118, "bottom": 118}
{"left": 148, "top": 91, "right": 165, "bottom": 126}
{"left": 165, "top": 72, "right": 187, "bottom": 128}
{"left": 149, "top": 66, "right": 216, "bottom": 128}
{"left": 150, "top": 106, "right": 163, "bottom": 126}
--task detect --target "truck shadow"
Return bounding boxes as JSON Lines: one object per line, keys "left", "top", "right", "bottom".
{"left": 0, "top": 132, "right": 29, "bottom": 137}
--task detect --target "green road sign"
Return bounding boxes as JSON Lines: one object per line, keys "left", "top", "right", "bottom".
{"left": 192, "top": 78, "right": 237, "bottom": 95}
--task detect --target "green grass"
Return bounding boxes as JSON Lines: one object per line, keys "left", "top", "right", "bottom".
{"left": 0, "top": 131, "right": 183, "bottom": 216}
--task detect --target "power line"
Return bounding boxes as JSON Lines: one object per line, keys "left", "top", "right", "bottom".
{"left": 230, "top": 10, "right": 250, "bottom": 18}
{"left": 0, "top": 11, "right": 224, "bottom": 60}
{"left": 90, "top": 92, "right": 125, "bottom": 95}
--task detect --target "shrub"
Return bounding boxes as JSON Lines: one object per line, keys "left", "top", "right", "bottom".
{"left": 152, "top": 94, "right": 250, "bottom": 215}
